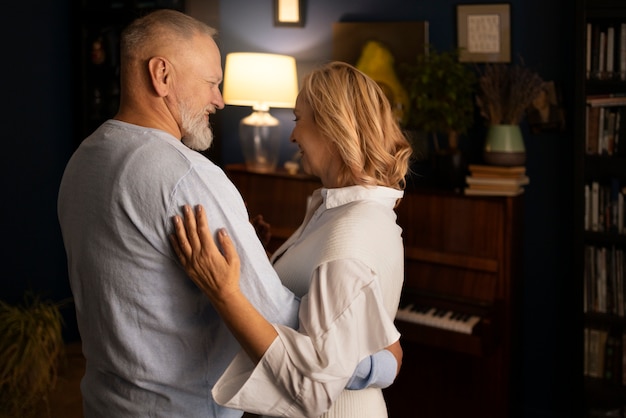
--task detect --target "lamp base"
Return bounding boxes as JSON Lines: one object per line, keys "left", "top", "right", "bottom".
{"left": 239, "top": 110, "right": 281, "bottom": 173}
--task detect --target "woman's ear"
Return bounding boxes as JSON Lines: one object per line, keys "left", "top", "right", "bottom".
{"left": 148, "top": 56, "right": 170, "bottom": 97}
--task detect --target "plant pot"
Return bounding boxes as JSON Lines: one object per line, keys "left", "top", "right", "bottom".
{"left": 483, "top": 124, "right": 526, "bottom": 166}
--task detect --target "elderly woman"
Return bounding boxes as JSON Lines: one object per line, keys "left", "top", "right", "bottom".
{"left": 171, "top": 61, "right": 412, "bottom": 418}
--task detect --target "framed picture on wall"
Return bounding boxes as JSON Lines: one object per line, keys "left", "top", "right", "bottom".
{"left": 274, "top": 0, "right": 305, "bottom": 27}
{"left": 457, "top": 3, "right": 511, "bottom": 63}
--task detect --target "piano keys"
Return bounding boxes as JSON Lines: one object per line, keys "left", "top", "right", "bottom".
{"left": 382, "top": 189, "right": 522, "bottom": 418}
{"left": 392, "top": 291, "right": 494, "bottom": 357}
{"left": 224, "top": 166, "right": 523, "bottom": 418}
{"left": 395, "top": 302, "right": 481, "bottom": 335}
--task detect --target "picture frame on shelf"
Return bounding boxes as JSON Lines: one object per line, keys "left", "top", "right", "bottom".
{"left": 274, "top": 0, "right": 305, "bottom": 27}
{"left": 457, "top": 3, "right": 511, "bottom": 63}
{"left": 526, "top": 80, "right": 566, "bottom": 134}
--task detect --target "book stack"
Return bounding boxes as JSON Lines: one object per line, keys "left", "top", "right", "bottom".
{"left": 586, "top": 22, "right": 626, "bottom": 81}
{"left": 586, "top": 95, "right": 626, "bottom": 156}
{"left": 464, "top": 164, "right": 529, "bottom": 196}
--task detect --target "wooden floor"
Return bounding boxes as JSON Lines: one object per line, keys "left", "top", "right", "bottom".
{"left": 47, "top": 342, "right": 85, "bottom": 418}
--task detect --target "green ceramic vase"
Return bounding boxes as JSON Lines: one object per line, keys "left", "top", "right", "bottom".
{"left": 483, "top": 124, "right": 526, "bottom": 166}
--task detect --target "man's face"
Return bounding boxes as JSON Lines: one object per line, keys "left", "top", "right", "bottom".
{"left": 177, "top": 34, "right": 224, "bottom": 151}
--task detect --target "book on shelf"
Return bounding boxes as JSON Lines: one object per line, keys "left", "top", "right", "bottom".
{"left": 623, "top": 332, "right": 626, "bottom": 385}
{"left": 583, "top": 327, "right": 626, "bottom": 387}
{"left": 607, "top": 26, "right": 615, "bottom": 76}
{"left": 586, "top": 22, "right": 626, "bottom": 81}
{"left": 467, "top": 164, "right": 526, "bottom": 178}
{"left": 465, "top": 165, "right": 528, "bottom": 196}
{"left": 466, "top": 183, "right": 524, "bottom": 193}
{"left": 585, "top": 103, "right": 625, "bottom": 155}
{"left": 466, "top": 175, "right": 529, "bottom": 187}
{"left": 587, "top": 94, "right": 626, "bottom": 107}
{"left": 604, "top": 333, "right": 623, "bottom": 385}
{"left": 463, "top": 187, "right": 524, "bottom": 197}
{"left": 621, "top": 22, "right": 626, "bottom": 80}
{"left": 586, "top": 328, "right": 608, "bottom": 379}
{"left": 584, "top": 244, "right": 626, "bottom": 317}
{"left": 586, "top": 106, "right": 601, "bottom": 154}
{"left": 585, "top": 180, "right": 626, "bottom": 234}
{"left": 587, "top": 23, "right": 592, "bottom": 79}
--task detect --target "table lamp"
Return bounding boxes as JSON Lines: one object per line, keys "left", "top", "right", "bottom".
{"left": 223, "top": 52, "right": 298, "bottom": 172}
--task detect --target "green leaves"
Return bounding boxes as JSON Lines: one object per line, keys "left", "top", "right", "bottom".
{"left": 402, "top": 46, "right": 477, "bottom": 139}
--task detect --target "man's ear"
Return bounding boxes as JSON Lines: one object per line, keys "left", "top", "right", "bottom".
{"left": 148, "top": 56, "right": 170, "bottom": 97}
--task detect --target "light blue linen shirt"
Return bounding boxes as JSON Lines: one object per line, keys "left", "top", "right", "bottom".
{"left": 57, "top": 120, "right": 394, "bottom": 417}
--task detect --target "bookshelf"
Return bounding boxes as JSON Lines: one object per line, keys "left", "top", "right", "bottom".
{"left": 577, "top": 1, "right": 626, "bottom": 416}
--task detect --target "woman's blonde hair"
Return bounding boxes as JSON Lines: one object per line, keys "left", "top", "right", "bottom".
{"left": 300, "top": 61, "right": 412, "bottom": 190}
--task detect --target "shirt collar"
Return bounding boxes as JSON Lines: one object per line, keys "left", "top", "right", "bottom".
{"left": 320, "top": 185, "right": 404, "bottom": 210}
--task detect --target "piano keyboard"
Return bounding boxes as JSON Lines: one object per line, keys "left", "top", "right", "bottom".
{"left": 395, "top": 303, "right": 481, "bottom": 335}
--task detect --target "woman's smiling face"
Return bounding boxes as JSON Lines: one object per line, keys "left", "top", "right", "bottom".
{"left": 290, "top": 94, "right": 343, "bottom": 188}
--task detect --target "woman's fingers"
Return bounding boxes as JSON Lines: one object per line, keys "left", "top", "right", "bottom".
{"left": 171, "top": 210, "right": 192, "bottom": 264}
{"left": 182, "top": 204, "right": 202, "bottom": 253}
{"left": 170, "top": 204, "right": 212, "bottom": 267}
{"left": 194, "top": 205, "right": 218, "bottom": 254}
{"left": 170, "top": 204, "right": 242, "bottom": 301}
{"left": 216, "top": 228, "right": 241, "bottom": 270}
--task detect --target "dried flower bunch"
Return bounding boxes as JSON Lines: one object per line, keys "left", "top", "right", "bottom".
{"left": 0, "top": 294, "right": 65, "bottom": 417}
{"left": 476, "top": 61, "right": 543, "bottom": 125}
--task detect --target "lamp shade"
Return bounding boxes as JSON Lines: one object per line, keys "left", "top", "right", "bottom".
{"left": 223, "top": 52, "right": 298, "bottom": 110}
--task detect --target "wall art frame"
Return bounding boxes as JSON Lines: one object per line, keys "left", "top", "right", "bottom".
{"left": 274, "top": 0, "right": 305, "bottom": 27}
{"left": 457, "top": 3, "right": 511, "bottom": 63}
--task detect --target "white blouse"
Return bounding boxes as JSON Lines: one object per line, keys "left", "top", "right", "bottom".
{"left": 212, "top": 186, "right": 405, "bottom": 418}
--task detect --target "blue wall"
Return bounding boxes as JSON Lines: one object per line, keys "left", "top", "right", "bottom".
{"left": 217, "top": 0, "right": 462, "bottom": 167}
{"left": 1, "top": 1, "right": 77, "bottom": 328}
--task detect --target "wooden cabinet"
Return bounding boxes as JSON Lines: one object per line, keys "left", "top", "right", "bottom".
{"left": 225, "top": 164, "right": 322, "bottom": 253}
{"left": 576, "top": 1, "right": 626, "bottom": 415}
{"left": 226, "top": 165, "right": 523, "bottom": 418}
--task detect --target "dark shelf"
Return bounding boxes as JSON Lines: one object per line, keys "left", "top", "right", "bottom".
{"left": 586, "top": 377, "right": 626, "bottom": 406}
{"left": 584, "top": 155, "right": 626, "bottom": 180}
{"left": 586, "top": 0, "right": 626, "bottom": 19}
{"left": 586, "top": 311, "right": 626, "bottom": 327}
{"left": 584, "top": 230, "right": 626, "bottom": 246}
{"left": 579, "top": 1, "right": 626, "bottom": 415}
{"left": 586, "top": 79, "right": 626, "bottom": 95}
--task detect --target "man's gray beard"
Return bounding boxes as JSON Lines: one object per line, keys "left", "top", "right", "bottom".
{"left": 180, "top": 102, "right": 214, "bottom": 151}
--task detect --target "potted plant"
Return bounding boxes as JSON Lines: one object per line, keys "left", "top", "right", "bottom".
{"left": 402, "top": 46, "right": 477, "bottom": 187}
{"left": 403, "top": 46, "right": 476, "bottom": 150}
{"left": 475, "top": 60, "right": 543, "bottom": 166}
{"left": 0, "top": 294, "right": 66, "bottom": 418}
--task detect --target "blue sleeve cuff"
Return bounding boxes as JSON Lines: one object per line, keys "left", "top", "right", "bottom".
{"left": 345, "top": 349, "right": 397, "bottom": 390}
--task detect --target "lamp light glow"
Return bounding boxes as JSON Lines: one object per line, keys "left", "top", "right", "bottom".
{"left": 223, "top": 53, "right": 298, "bottom": 172}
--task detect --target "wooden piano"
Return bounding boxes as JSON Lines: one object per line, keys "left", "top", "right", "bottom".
{"left": 225, "top": 165, "right": 523, "bottom": 418}
{"left": 385, "top": 186, "right": 523, "bottom": 418}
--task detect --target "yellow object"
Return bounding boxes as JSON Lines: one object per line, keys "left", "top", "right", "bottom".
{"left": 356, "top": 41, "right": 410, "bottom": 126}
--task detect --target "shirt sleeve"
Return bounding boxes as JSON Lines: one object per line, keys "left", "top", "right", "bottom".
{"left": 170, "top": 168, "right": 300, "bottom": 329}
{"left": 211, "top": 258, "right": 400, "bottom": 417}
{"left": 345, "top": 349, "right": 397, "bottom": 390}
